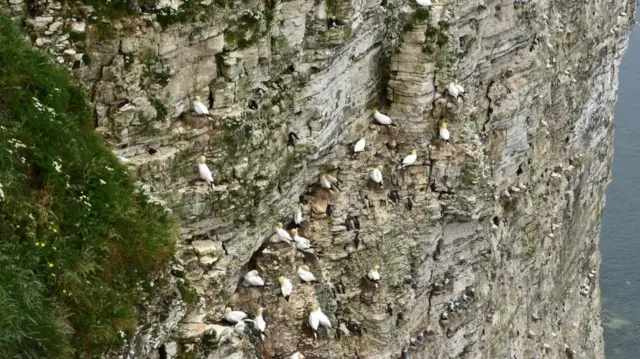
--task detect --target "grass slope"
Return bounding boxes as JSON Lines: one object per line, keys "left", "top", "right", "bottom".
{"left": 0, "top": 16, "right": 176, "bottom": 358}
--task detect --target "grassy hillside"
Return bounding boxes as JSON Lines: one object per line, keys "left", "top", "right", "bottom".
{"left": 0, "top": 16, "right": 176, "bottom": 358}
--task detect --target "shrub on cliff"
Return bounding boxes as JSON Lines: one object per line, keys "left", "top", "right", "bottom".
{"left": 0, "top": 16, "right": 176, "bottom": 357}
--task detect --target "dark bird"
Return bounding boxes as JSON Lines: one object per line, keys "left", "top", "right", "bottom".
{"left": 287, "top": 132, "right": 300, "bottom": 147}
{"left": 389, "top": 190, "right": 400, "bottom": 203}
{"left": 407, "top": 197, "right": 413, "bottom": 211}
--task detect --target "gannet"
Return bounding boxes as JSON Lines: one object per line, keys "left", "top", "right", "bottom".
{"left": 197, "top": 156, "right": 215, "bottom": 188}
{"left": 254, "top": 307, "right": 267, "bottom": 340}
{"left": 291, "top": 352, "right": 305, "bottom": 359}
{"left": 320, "top": 174, "right": 341, "bottom": 191}
{"left": 274, "top": 222, "right": 293, "bottom": 244}
{"left": 291, "top": 228, "right": 314, "bottom": 253}
{"left": 374, "top": 110, "right": 396, "bottom": 126}
{"left": 243, "top": 270, "right": 265, "bottom": 287}
{"left": 416, "top": 0, "right": 435, "bottom": 6}
{"left": 402, "top": 149, "right": 417, "bottom": 168}
{"left": 447, "top": 81, "right": 460, "bottom": 98}
{"left": 224, "top": 307, "right": 248, "bottom": 323}
{"left": 192, "top": 96, "right": 210, "bottom": 116}
{"left": 279, "top": 276, "right": 293, "bottom": 301}
{"left": 454, "top": 80, "right": 465, "bottom": 94}
{"left": 234, "top": 319, "right": 253, "bottom": 336}
{"left": 308, "top": 303, "right": 332, "bottom": 340}
{"left": 439, "top": 122, "right": 451, "bottom": 144}
{"left": 367, "top": 265, "right": 381, "bottom": 288}
{"left": 293, "top": 204, "right": 303, "bottom": 227}
{"left": 371, "top": 165, "right": 383, "bottom": 187}
{"left": 353, "top": 138, "right": 366, "bottom": 155}
{"left": 297, "top": 265, "right": 317, "bottom": 283}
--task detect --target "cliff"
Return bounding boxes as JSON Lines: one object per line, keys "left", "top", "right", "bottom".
{"left": 1, "top": 0, "right": 634, "bottom": 358}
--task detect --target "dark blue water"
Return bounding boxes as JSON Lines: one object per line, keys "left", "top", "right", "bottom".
{"left": 601, "top": 10, "right": 640, "bottom": 359}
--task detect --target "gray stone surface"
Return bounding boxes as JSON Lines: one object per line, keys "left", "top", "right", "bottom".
{"left": 1, "top": 0, "right": 635, "bottom": 358}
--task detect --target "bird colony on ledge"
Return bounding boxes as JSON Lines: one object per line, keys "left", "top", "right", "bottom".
{"left": 113, "top": 0, "right": 472, "bottom": 357}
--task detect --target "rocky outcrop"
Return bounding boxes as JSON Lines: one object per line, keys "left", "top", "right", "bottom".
{"left": 2, "top": 0, "right": 634, "bottom": 358}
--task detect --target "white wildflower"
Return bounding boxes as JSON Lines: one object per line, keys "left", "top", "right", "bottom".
{"left": 52, "top": 160, "right": 62, "bottom": 173}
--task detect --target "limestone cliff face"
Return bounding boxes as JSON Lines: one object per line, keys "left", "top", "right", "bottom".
{"left": 2, "top": 0, "right": 634, "bottom": 358}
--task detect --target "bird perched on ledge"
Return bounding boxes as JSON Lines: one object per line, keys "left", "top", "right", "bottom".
{"left": 373, "top": 110, "right": 396, "bottom": 126}
{"left": 192, "top": 95, "right": 211, "bottom": 117}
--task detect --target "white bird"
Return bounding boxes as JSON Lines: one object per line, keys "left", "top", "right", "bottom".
{"left": 319, "top": 174, "right": 340, "bottom": 191}
{"left": 291, "top": 228, "right": 314, "bottom": 253}
{"left": 353, "top": 138, "right": 366, "bottom": 155}
{"left": 374, "top": 110, "right": 396, "bottom": 126}
{"left": 274, "top": 222, "right": 292, "bottom": 244}
{"left": 320, "top": 174, "right": 332, "bottom": 189}
{"left": 279, "top": 276, "right": 293, "bottom": 301}
{"left": 297, "top": 265, "right": 317, "bottom": 283}
{"left": 447, "top": 81, "right": 460, "bottom": 98}
{"left": 224, "top": 307, "right": 248, "bottom": 323}
{"left": 293, "top": 204, "right": 303, "bottom": 227}
{"left": 402, "top": 149, "right": 418, "bottom": 168}
{"left": 243, "top": 270, "right": 265, "bottom": 287}
{"left": 416, "top": 0, "right": 434, "bottom": 6}
{"left": 439, "top": 122, "right": 451, "bottom": 143}
{"left": 367, "top": 265, "right": 381, "bottom": 283}
{"left": 291, "top": 352, "right": 305, "bottom": 359}
{"left": 308, "top": 303, "right": 332, "bottom": 340}
{"left": 192, "top": 95, "right": 210, "bottom": 116}
{"left": 454, "top": 81, "right": 465, "bottom": 94}
{"left": 197, "top": 156, "right": 214, "bottom": 188}
{"left": 253, "top": 308, "right": 267, "bottom": 340}
{"left": 370, "top": 165, "right": 383, "bottom": 187}
{"left": 234, "top": 319, "right": 253, "bottom": 336}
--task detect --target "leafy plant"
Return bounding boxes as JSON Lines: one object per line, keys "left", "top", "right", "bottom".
{"left": 0, "top": 16, "right": 176, "bottom": 357}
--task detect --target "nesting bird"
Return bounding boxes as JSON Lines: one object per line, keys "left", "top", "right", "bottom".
{"left": 308, "top": 303, "right": 332, "bottom": 340}
{"left": 197, "top": 156, "right": 215, "bottom": 188}
{"left": 367, "top": 265, "right": 381, "bottom": 288}
{"left": 353, "top": 138, "right": 366, "bottom": 156}
{"left": 243, "top": 270, "right": 265, "bottom": 287}
{"left": 253, "top": 308, "right": 267, "bottom": 340}
{"left": 402, "top": 149, "right": 418, "bottom": 168}
{"left": 297, "top": 265, "right": 317, "bottom": 283}
{"left": 291, "top": 228, "right": 314, "bottom": 253}
{"left": 192, "top": 96, "right": 210, "bottom": 117}
{"left": 279, "top": 276, "right": 293, "bottom": 301}
{"left": 234, "top": 319, "right": 253, "bottom": 336}
{"left": 224, "top": 307, "right": 248, "bottom": 323}
{"left": 416, "top": 0, "right": 436, "bottom": 6}
{"left": 374, "top": 110, "right": 396, "bottom": 126}
{"left": 447, "top": 81, "right": 460, "bottom": 98}
{"left": 370, "top": 165, "right": 384, "bottom": 187}
{"left": 320, "top": 173, "right": 341, "bottom": 191}
{"left": 274, "top": 222, "right": 293, "bottom": 244}
{"left": 291, "top": 352, "right": 305, "bottom": 359}
{"left": 439, "top": 122, "right": 451, "bottom": 144}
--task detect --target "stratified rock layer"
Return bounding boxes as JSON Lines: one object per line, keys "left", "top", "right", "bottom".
{"left": 2, "top": 0, "right": 634, "bottom": 358}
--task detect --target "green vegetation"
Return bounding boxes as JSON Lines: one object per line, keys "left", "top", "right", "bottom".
{"left": 0, "top": 16, "right": 176, "bottom": 357}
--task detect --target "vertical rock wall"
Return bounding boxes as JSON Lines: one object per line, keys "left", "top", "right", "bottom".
{"left": 1, "top": 0, "right": 634, "bottom": 358}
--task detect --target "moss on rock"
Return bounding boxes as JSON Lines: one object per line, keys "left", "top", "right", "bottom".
{"left": 0, "top": 16, "right": 177, "bottom": 358}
